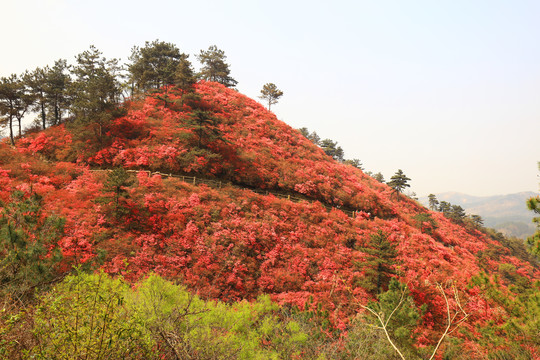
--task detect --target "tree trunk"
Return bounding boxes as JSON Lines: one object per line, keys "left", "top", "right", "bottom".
{"left": 17, "top": 117, "right": 22, "bottom": 138}
{"left": 9, "top": 115, "right": 14, "bottom": 146}
{"left": 41, "top": 100, "right": 46, "bottom": 129}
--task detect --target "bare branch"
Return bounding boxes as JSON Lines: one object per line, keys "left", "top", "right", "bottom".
{"left": 428, "top": 283, "right": 469, "bottom": 360}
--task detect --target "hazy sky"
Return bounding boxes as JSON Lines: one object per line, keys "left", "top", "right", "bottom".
{"left": 1, "top": 0, "right": 539, "bottom": 196}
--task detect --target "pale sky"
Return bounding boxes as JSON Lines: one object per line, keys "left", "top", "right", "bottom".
{"left": 1, "top": 0, "right": 539, "bottom": 196}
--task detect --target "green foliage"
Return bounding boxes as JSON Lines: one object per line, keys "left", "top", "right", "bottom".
{"left": 174, "top": 54, "right": 197, "bottom": 91}
{"left": 343, "top": 319, "right": 403, "bottom": 359}
{"left": 186, "top": 109, "right": 224, "bottom": 149}
{"left": 372, "top": 172, "right": 385, "bottom": 183}
{"left": 31, "top": 270, "right": 156, "bottom": 359}
{"left": 0, "top": 74, "right": 33, "bottom": 145}
{"left": 468, "top": 214, "right": 484, "bottom": 228}
{"left": 298, "top": 127, "right": 321, "bottom": 145}
{"left": 259, "top": 83, "right": 283, "bottom": 111}
{"left": 469, "top": 273, "right": 540, "bottom": 356}
{"left": 355, "top": 230, "right": 398, "bottom": 295}
{"left": 319, "top": 138, "right": 344, "bottom": 161}
{"left": 127, "top": 274, "right": 311, "bottom": 359}
{"left": 23, "top": 67, "right": 48, "bottom": 130}
{"left": 436, "top": 200, "right": 467, "bottom": 223}
{"left": 197, "top": 45, "right": 238, "bottom": 88}
{"left": 342, "top": 158, "right": 363, "bottom": 170}
{"left": 96, "top": 168, "right": 134, "bottom": 220}
{"left": 361, "top": 279, "right": 424, "bottom": 359}
{"left": 128, "top": 40, "right": 185, "bottom": 93}
{"left": 387, "top": 170, "right": 411, "bottom": 198}
{"left": 27, "top": 272, "right": 317, "bottom": 359}
{"left": 428, "top": 194, "right": 439, "bottom": 211}
{"left": 413, "top": 213, "right": 438, "bottom": 235}
{"left": 0, "top": 191, "right": 64, "bottom": 302}
{"left": 69, "top": 45, "right": 122, "bottom": 139}
{"left": 45, "top": 59, "right": 71, "bottom": 126}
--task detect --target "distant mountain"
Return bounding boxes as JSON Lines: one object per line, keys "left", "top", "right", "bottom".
{"left": 420, "top": 191, "right": 538, "bottom": 238}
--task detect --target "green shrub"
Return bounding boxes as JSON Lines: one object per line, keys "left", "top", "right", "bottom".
{"left": 30, "top": 270, "right": 156, "bottom": 359}
{"left": 127, "top": 273, "right": 311, "bottom": 359}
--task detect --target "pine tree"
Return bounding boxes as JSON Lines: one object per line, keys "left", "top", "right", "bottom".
{"left": 320, "top": 138, "right": 344, "bottom": 161}
{"left": 197, "top": 45, "right": 237, "bottom": 88}
{"left": 259, "top": 83, "right": 283, "bottom": 111}
{"left": 0, "top": 191, "right": 64, "bottom": 301}
{"left": 187, "top": 109, "right": 222, "bottom": 148}
{"left": 23, "top": 67, "right": 48, "bottom": 130}
{"left": 128, "top": 40, "right": 184, "bottom": 92}
{"left": 97, "top": 168, "right": 134, "bottom": 220}
{"left": 0, "top": 74, "right": 31, "bottom": 145}
{"left": 428, "top": 194, "right": 439, "bottom": 211}
{"left": 449, "top": 205, "right": 466, "bottom": 223}
{"left": 174, "top": 54, "right": 196, "bottom": 91}
{"left": 46, "top": 59, "right": 71, "bottom": 126}
{"left": 469, "top": 214, "right": 484, "bottom": 228}
{"left": 343, "top": 158, "right": 363, "bottom": 170}
{"left": 69, "top": 45, "right": 122, "bottom": 139}
{"left": 373, "top": 172, "right": 385, "bottom": 183}
{"left": 438, "top": 201, "right": 452, "bottom": 215}
{"left": 355, "top": 230, "right": 398, "bottom": 295}
{"left": 387, "top": 169, "right": 411, "bottom": 198}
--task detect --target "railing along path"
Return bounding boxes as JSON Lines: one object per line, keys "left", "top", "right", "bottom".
{"left": 89, "top": 169, "right": 362, "bottom": 218}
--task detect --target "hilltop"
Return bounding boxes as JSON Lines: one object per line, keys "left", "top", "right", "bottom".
{"left": 1, "top": 81, "right": 539, "bottom": 359}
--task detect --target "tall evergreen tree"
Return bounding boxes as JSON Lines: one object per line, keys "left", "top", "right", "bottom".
{"left": 197, "top": 45, "right": 237, "bottom": 88}
{"left": 0, "top": 75, "right": 22, "bottom": 145}
{"left": 69, "top": 45, "right": 122, "bottom": 138}
{"left": 355, "top": 230, "right": 398, "bottom": 295}
{"left": 46, "top": 59, "right": 71, "bottom": 126}
{"left": 297, "top": 127, "right": 321, "bottom": 145}
{"left": 438, "top": 201, "right": 452, "bottom": 215}
{"left": 174, "top": 54, "right": 196, "bottom": 91}
{"left": 128, "top": 40, "right": 183, "bottom": 93}
{"left": 469, "top": 214, "right": 484, "bottom": 228}
{"left": 98, "top": 168, "right": 134, "bottom": 220}
{"left": 387, "top": 169, "right": 411, "bottom": 197}
{"left": 320, "top": 138, "right": 344, "bottom": 161}
{"left": 23, "top": 67, "right": 49, "bottom": 130}
{"left": 428, "top": 194, "right": 439, "bottom": 211}
{"left": 449, "top": 204, "right": 467, "bottom": 223}
{"left": 373, "top": 172, "right": 385, "bottom": 183}
{"left": 259, "top": 83, "right": 283, "bottom": 111}
{"left": 0, "top": 74, "right": 33, "bottom": 144}
{"left": 187, "top": 109, "right": 221, "bottom": 148}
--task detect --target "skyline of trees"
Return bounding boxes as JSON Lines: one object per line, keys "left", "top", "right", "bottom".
{"left": 0, "top": 41, "right": 242, "bottom": 144}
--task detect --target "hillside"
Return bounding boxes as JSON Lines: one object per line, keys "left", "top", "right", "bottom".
{"left": 420, "top": 192, "right": 538, "bottom": 238}
{"left": 1, "top": 82, "right": 539, "bottom": 359}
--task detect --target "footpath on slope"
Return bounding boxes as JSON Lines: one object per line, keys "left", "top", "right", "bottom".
{"left": 89, "top": 168, "right": 367, "bottom": 219}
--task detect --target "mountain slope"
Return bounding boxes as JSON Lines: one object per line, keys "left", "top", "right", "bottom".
{"left": 2, "top": 81, "right": 539, "bottom": 358}
{"left": 421, "top": 191, "right": 538, "bottom": 238}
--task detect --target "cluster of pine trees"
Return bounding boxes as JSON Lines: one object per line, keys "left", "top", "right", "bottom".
{"left": 0, "top": 41, "right": 236, "bottom": 145}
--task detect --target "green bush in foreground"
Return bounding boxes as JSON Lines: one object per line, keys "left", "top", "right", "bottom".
{"left": 28, "top": 271, "right": 313, "bottom": 359}
{"left": 31, "top": 270, "right": 155, "bottom": 359}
